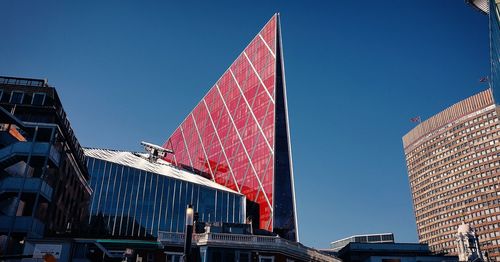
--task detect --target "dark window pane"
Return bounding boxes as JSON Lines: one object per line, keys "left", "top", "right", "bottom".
{"left": 32, "top": 93, "right": 45, "bottom": 105}
{"left": 10, "top": 91, "right": 23, "bottom": 104}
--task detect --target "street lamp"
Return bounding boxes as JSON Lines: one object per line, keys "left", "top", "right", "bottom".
{"left": 183, "top": 205, "right": 194, "bottom": 262}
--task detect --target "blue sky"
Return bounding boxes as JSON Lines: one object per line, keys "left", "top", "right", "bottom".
{"left": 0, "top": 1, "right": 491, "bottom": 248}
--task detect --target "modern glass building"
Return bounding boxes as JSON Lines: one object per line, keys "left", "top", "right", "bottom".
{"left": 85, "top": 148, "right": 245, "bottom": 238}
{"left": 467, "top": 0, "right": 500, "bottom": 103}
{"left": 161, "top": 13, "right": 298, "bottom": 241}
{"left": 403, "top": 89, "right": 500, "bottom": 260}
{"left": 490, "top": 0, "right": 500, "bottom": 102}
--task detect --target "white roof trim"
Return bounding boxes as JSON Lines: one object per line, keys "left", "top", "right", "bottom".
{"left": 84, "top": 148, "right": 241, "bottom": 195}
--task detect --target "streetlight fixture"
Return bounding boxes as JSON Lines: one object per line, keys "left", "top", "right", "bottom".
{"left": 183, "top": 204, "right": 194, "bottom": 262}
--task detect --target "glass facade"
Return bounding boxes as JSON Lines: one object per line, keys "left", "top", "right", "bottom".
{"left": 162, "top": 14, "right": 298, "bottom": 241}
{"left": 490, "top": 0, "right": 500, "bottom": 104}
{"left": 85, "top": 150, "right": 244, "bottom": 238}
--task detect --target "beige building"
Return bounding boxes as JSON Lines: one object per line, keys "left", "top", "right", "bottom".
{"left": 403, "top": 88, "right": 500, "bottom": 261}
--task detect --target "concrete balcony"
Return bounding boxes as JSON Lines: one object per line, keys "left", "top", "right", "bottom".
{"left": 0, "top": 176, "right": 53, "bottom": 200}
{"left": 0, "top": 216, "right": 45, "bottom": 238}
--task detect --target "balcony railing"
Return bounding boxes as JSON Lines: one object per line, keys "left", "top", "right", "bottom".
{"left": 157, "top": 231, "right": 185, "bottom": 244}
{"left": 0, "top": 176, "right": 53, "bottom": 200}
{"left": 0, "top": 141, "right": 61, "bottom": 166}
{"left": 0, "top": 216, "right": 45, "bottom": 238}
{"left": 0, "top": 76, "right": 47, "bottom": 88}
{"left": 157, "top": 231, "right": 338, "bottom": 262}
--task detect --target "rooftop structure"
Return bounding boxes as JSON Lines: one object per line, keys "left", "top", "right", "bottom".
{"left": 85, "top": 148, "right": 240, "bottom": 194}
{"left": 336, "top": 242, "right": 458, "bottom": 262}
{"left": 467, "top": 0, "right": 490, "bottom": 14}
{"left": 329, "top": 233, "right": 395, "bottom": 252}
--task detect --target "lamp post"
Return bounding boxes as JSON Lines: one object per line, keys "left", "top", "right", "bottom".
{"left": 183, "top": 204, "right": 194, "bottom": 262}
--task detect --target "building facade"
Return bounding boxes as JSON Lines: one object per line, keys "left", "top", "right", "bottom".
{"left": 0, "top": 76, "right": 91, "bottom": 256}
{"left": 402, "top": 89, "right": 500, "bottom": 260}
{"left": 161, "top": 13, "right": 298, "bottom": 241}
{"left": 84, "top": 148, "right": 245, "bottom": 239}
{"left": 336, "top": 242, "right": 458, "bottom": 262}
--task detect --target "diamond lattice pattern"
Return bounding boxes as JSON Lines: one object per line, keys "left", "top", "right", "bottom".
{"left": 163, "top": 15, "right": 277, "bottom": 231}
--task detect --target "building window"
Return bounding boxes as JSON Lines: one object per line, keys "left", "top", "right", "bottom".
{"left": 32, "top": 93, "right": 45, "bottom": 105}
{"left": 368, "top": 235, "right": 381, "bottom": 242}
{"left": 259, "top": 255, "right": 275, "bottom": 262}
{"left": 238, "top": 252, "right": 250, "bottom": 262}
{"left": 382, "top": 234, "right": 394, "bottom": 241}
{"left": 10, "top": 91, "right": 24, "bottom": 104}
{"left": 382, "top": 259, "right": 401, "bottom": 262}
{"left": 165, "top": 252, "right": 182, "bottom": 262}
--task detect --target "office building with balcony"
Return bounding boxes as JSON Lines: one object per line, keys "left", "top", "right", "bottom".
{"left": 0, "top": 76, "right": 91, "bottom": 256}
{"left": 402, "top": 89, "right": 500, "bottom": 260}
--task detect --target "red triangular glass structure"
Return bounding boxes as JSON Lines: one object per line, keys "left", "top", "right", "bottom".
{"left": 163, "top": 14, "right": 298, "bottom": 241}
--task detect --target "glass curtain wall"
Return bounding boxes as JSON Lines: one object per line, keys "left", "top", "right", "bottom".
{"left": 86, "top": 157, "right": 244, "bottom": 238}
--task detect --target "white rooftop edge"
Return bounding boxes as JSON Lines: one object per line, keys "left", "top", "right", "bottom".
{"left": 330, "top": 233, "right": 394, "bottom": 245}
{"left": 84, "top": 148, "right": 241, "bottom": 195}
{"left": 468, "top": 0, "right": 490, "bottom": 14}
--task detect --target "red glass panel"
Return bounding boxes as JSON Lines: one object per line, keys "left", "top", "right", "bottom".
{"left": 163, "top": 15, "right": 277, "bottom": 231}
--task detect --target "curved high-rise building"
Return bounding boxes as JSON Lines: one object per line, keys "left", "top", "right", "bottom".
{"left": 403, "top": 89, "right": 500, "bottom": 260}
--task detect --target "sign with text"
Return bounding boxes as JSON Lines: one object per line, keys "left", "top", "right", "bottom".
{"left": 33, "top": 244, "right": 62, "bottom": 259}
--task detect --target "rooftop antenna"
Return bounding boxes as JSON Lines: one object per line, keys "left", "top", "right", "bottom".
{"left": 141, "top": 141, "right": 174, "bottom": 163}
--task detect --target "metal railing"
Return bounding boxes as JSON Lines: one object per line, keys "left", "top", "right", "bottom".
{"left": 0, "top": 76, "right": 47, "bottom": 88}
{"left": 0, "top": 141, "right": 60, "bottom": 166}
{"left": 158, "top": 231, "right": 338, "bottom": 261}
{"left": 157, "top": 231, "right": 185, "bottom": 244}
{"left": 0, "top": 216, "right": 45, "bottom": 237}
{"left": 0, "top": 177, "right": 53, "bottom": 200}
